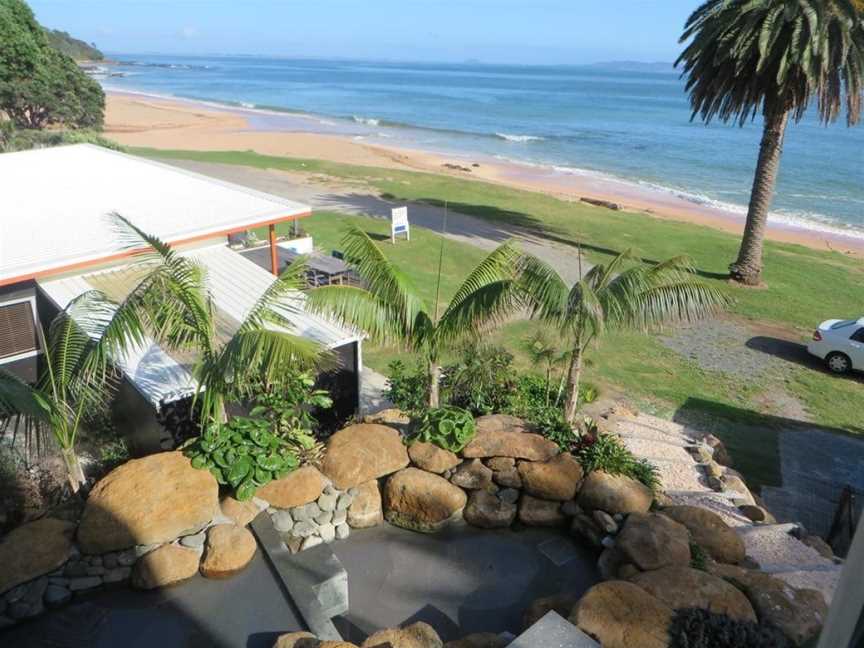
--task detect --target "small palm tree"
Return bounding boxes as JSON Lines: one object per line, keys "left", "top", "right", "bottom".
{"left": 677, "top": 0, "right": 863, "bottom": 285}
{"left": 306, "top": 225, "right": 527, "bottom": 407}
{"left": 112, "top": 216, "right": 322, "bottom": 427}
{"left": 521, "top": 251, "right": 730, "bottom": 424}
{"left": 0, "top": 290, "right": 150, "bottom": 492}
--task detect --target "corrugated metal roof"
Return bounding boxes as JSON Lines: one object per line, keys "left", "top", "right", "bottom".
{"left": 37, "top": 244, "right": 358, "bottom": 408}
{"left": 0, "top": 144, "right": 310, "bottom": 285}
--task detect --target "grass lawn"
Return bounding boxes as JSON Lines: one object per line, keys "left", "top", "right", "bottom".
{"left": 137, "top": 148, "right": 864, "bottom": 491}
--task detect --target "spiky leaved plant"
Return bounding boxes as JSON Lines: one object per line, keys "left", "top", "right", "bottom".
{"left": 677, "top": 0, "right": 863, "bottom": 285}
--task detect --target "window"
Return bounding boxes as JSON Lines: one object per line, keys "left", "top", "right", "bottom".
{"left": 851, "top": 328, "right": 864, "bottom": 343}
{"left": 0, "top": 298, "right": 40, "bottom": 363}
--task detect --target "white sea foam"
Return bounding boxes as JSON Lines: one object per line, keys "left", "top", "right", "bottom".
{"left": 352, "top": 116, "right": 380, "bottom": 126}
{"left": 495, "top": 132, "right": 544, "bottom": 142}
{"left": 239, "top": 102, "right": 256, "bottom": 109}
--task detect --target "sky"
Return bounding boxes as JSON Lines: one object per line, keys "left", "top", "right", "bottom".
{"left": 28, "top": 0, "right": 699, "bottom": 64}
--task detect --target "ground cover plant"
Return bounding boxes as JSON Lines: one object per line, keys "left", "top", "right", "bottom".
{"left": 412, "top": 406, "right": 476, "bottom": 453}
{"left": 575, "top": 431, "right": 662, "bottom": 492}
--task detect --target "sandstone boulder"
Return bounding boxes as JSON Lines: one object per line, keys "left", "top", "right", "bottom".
{"left": 517, "top": 453, "right": 583, "bottom": 501}
{"left": 256, "top": 466, "right": 326, "bottom": 509}
{"left": 721, "top": 474, "right": 756, "bottom": 506}
{"left": 364, "top": 408, "right": 413, "bottom": 434}
{"left": 200, "top": 523, "right": 257, "bottom": 579}
{"left": 450, "top": 459, "right": 494, "bottom": 490}
{"left": 630, "top": 566, "right": 756, "bottom": 622}
{"left": 518, "top": 494, "right": 566, "bottom": 527}
{"left": 710, "top": 563, "right": 827, "bottom": 646}
{"left": 662, "top": 505, "right": 745, "bottom": 564}
{"left": 78, "top": 452, "right": 220, "bottom": 553}
{"left": 362, "top": 621, "right": 443, "bottom": 647}
{"left": 570, "top": 512, "right": 604, "bottom": 548}
{"left": 704, "top": 434, "right": 731, "bottom": 466}
{"left": 272, "top": 633, "right": 318, "bottom": 648}
{"left": 616, "top": 513, "right": 691, "bottom": 572}
{"left": 464, "top": 490, "right": 517, "bottom": 529}
{"left": 578, "top": 470, "right": 653, "bottom": 515}
{"left": 408, "top": 441, "right": 460, "bottom": 474}
{"left": 384, "top": 468, "right": 467, "bottom": 532}
{"left": 322, "top": 424, "right": 409, "bottom": 490}
{"left": 462, "top": 415, "right": 558, "bottom": 461}
{"left": 570, "top": 581, "right": 672, "bottom": 648}
{"left": 347, "top": 479, "right": 383, "bottom": 528}
{"left": 444, "top": 633, "right": 507, "bottom": 648}
{"left": 0, "top": 518, "right": 76, "bottom": 594}
{"left": 221, "top": 496, "right": 263, "bottom": 527}
{"left": 522, "top": 592, "right": 580, "bottom": 629}
{"left": 131, "top": 544, "right": 200, "bottom": 589}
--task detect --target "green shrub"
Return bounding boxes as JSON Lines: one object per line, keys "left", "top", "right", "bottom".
{"left": 575, "top": 433, "right": 662, "bottom": 492}
{"left": 505, "top": 374, "right": 573, "bottom": 445}
{"left": 0, "top": 127, "right": 124, "bottom": 153}
{"left": 690, "top": 542, "right": 708, "bottom": 571}
{"left": 442, "top": 344, "right": 516, "bottom": 416}
{"left": 385, "top": 360, "right": 428, "bottom": 414}
{"left": 413, "top": 406, "right": 476, "bottom": 453}
{"left": 668, "top": 608, "right": 792, "bottom": 648}
{"left": 184, "top": 416, "right": 298, "bottom": 500}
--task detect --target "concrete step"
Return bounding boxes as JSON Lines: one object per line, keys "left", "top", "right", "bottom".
{"left": 509, "top": 611, "right": 599, "bottom": 647}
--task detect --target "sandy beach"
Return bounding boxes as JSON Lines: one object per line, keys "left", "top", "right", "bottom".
{"left": 105, "top": 92, "right": 864, "bottom": 256}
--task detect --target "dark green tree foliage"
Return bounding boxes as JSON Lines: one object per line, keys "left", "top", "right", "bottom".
{"left": 668, "top": 608, "right": 792, "bottom": 648}
{"left": 43, "top": 28, "right": 103, "bottom": 61}
{"left": 0, "top": 0, "right": 104, "bottom": 129}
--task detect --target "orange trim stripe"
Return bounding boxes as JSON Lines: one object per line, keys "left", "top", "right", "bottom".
{"left": 0, "top": 211, "right": 311, "bottom": 288}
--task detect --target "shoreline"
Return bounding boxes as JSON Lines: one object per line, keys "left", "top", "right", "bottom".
{"left": 103, "top": 90, "right": 864, "bottom": 257}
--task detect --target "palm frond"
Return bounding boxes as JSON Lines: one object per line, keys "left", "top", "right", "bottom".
{"left": 514, "top": 253, "right": 570, "bottom": 322}
{"left": 435, "top": 279, "right": 522, "bottom": 345}
{"left": 236, "top": 256, "right": 311, "bottom": 335}
{"left": 306, "top": 285, "right": 407, "bottom": 345}
{"left": 0, "top": 370, "right": 53, "bottom": 423}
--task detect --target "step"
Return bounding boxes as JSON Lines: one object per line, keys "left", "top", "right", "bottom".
{"left": 250, "top": 515, "right": 347, "bottom": 641}
{"left": 616, "top": 431, "right": 699, "bottom": 449}
{"left": 509, "top": 611, "right": 599, "bottom": 647}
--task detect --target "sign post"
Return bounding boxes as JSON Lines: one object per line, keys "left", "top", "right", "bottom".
{"left": 391, "top": 206, "right": 410, "bottom": 244}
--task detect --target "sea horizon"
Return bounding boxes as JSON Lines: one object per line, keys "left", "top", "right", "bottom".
{"left": 97, "top": 53, "right": 864, "bottom": 241}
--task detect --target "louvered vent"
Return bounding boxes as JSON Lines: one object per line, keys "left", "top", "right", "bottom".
{"left": 0, "top": 301, "right": 38, "bottom": 360}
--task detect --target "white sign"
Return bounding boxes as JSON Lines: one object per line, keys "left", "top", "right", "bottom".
{"left": 391, "top": 206, "right": 410, "bottom": 243}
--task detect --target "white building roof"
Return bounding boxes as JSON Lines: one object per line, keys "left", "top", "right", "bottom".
{"left": 37, "top": 245, "right": 358, "bottom": 408}
{"left": 0, "top": 144, "right": 310, "bottom": 286}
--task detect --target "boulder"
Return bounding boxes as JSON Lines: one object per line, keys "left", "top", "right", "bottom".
{"left": 200, "top": 523, "right": 257, "bottom": 579}
{"left": 738, "top": 504, "right": 771, "bottom": 523}
{"left": 0, "top": 518, "right": 76, "bottom": 595}
{"left": 703, "top": 434, "right": 731, "bottom": 466}
{"left": 710, "top": 563, "right": 827, "bottom": 646}
{"left": 220, "top": 496, "right": 262, "bottom": 527}
{"left": 522, "top": 592, "right": 580, "bottom": 629}
{"left": 462, "top": 415, "right": 558, "bottom": 461}
{"left": 450, "top": 459, "right": 494, "bottom": 490}
{"left": 578, "top": 470, "right": 653, "bottom": 515}
{"left": 78, "top": 452, "right": 220, "bottom": 553}
{"left": 409, "top": 442, "right": 460, "bottom": 474}
{"left": 800, "top": 535, "right": 834, "bottom": 560}
{"left": 384, "top": 468, "right": 467, "bottom": 532}
{"left": 257, "top": 466, "right": 326, "bottom": 509}
{"left": 662, "top": 505, "right": 745, "bottom": 564}
{"left": 444, "top": 633, "right": 507, "bottom": 648}
{"left": 322, "top": 424, "right": 410, "bottom": 490}
{"left": 721, "top": 474, "right": 756, "bottom": 507}
{"left": 464, "top": 490, "right": 517, "bottom": 529}
{"left": 518, "top": 494, "right": 566, "bottom": 527}
{"left": 131, "top": 544, "right": 200, "bottom": 589}
{"left": 491, "top": 467, "right": 522, "bottom": 489}
{"left": 517, "top": 453, "right": 583, "bottom": 501}
{"left": 616, "top": 513, "right": 691, "bottom": 572}
{"left": 362, "top": 621, "right": 443, "bottom": 647}
{"left": 272, "top": 633, "right": 318, "bottom": 648}
{"left": 347, "top": 479, "right": 383, "bottom": 529}
{"left": 485, "top": 457, "right": 515, "bottom": 471}
{"left": 364, "top": 408, "right": 413, "bottom": 435}
{"left": 570, "top": 512, "right": 604, "bottom": 548}
{"left": 569, "top": 581, "right": 672, "bottom": 648}
{"left": 630, "top": 566, "right": 756, "bottom": 622}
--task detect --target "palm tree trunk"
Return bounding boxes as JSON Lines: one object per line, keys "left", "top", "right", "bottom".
{"left": 62, "top": 447, "right": 86, "bottom": 493}
{"left": 428, "top": 362, "right": 441, "bottom": 408}
{"left": 563, "top": 343, "right": 583, "bottom": 424}
{"left": 730, "top": 108, "right": 789, "bottom": 286}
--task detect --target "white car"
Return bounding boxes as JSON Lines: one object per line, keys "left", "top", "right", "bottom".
{"left": 807, "top": 317, "right": 864, "bottom": 374}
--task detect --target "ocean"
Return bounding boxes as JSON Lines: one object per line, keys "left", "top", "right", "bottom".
{"left": 100, "top": 54, "right": 864, "bottom": 237}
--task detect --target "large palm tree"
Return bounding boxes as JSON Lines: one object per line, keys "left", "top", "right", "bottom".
{"left": 677, "top": 0, "right": 863, "bottom": 285}
{"left": 306, "top": 225, "right": 527, "bottom": 407}
{"left": 521, "top": 251, "right": 730, "bottom": 424}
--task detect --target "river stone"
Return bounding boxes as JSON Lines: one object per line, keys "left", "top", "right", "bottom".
{"left": 0, "top": 518, "right": 76, "bottom": 595}
{"left": 517, "top": 453, "right": 583, "bottom": 501}
{"left": 257, "top": 466, "right": 326, "bottom": 509}
{"left": 361, "top": 621, "right": 443, "bottom": 647}
{"left": 630, "top": 566, "right": 757, "bottom": 622}
{"left": 384, "top": 468, "right": 467, "bottom": 533}
{"left": 131, "top": 544, "right": 200, "bottom": 589}
{"left": 616, "top": 513, "right": 691, "bottom": 572}
{"left": 409, "top": 441, "right": 460, "bottom": 474}
{"left": 347, "top": 479, "right": 383, "bottom": 528}
{"left": 462, "top": 415, "right": 558, "bottom": 461}
{"left": 220, "top": 496, "right": 262, "bottom": 527}
{"left": 464, "top": 490, "right": 517, "bottom": 529}
{"left": 662, "top": 505, "right": 745, "bottom": 564}
{"left": 710, "top": 562, "right": 827, "bottom": 646}
{"left": 200, "top": 523, "right": 257, "bottom": 579}
{"left": 322, "top": 424, "right": 410, "bottom": 489}
{"left": 570, "top": 581, "right": 672, "bottom": 648}
{"left": 518, "top": 494, "right": 566, "bottom": 527}
{"left": 43, "top": 584, "right": 71, "bottom": 607}
{"left": 318, "top": 492, "right": 339, "bottom": 512}
{"left": 450, "top": 459, "right": 494, "bottom": 490}
{"left": 78, "top": 452, "right": 220, "bottom": 553}
{"left": 578, "top": 470, "right": 653, "bottom": 515}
